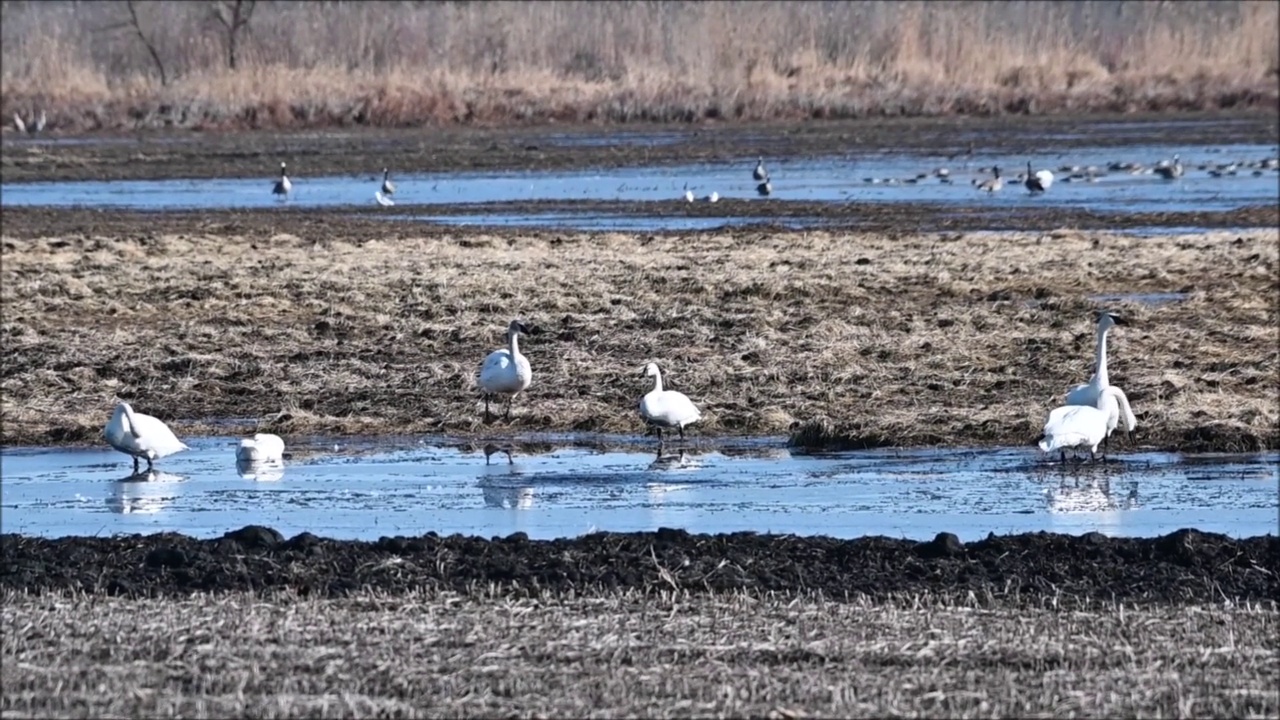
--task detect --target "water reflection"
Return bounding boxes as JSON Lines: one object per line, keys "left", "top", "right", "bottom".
{"left": 236, "top": 458, "right": 285, "bottom": 481}
{"left": 106, "top": 470, "right": 187, "bottom": 514}
{"left": 1045, "top": 476, "right": 1141, "bottom": 513}
{"left": 479, "top": 482, "right": 535, "bottom": 509}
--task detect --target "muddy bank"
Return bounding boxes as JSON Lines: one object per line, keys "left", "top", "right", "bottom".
{"left": 1, "top": 219, "right": 1275, "bottom": 451}
{"left": 3, "top": 113, "right": 1277, "bottom": 184}
{"left": 3, "top": 526, "right": 1277, "bottom": 605}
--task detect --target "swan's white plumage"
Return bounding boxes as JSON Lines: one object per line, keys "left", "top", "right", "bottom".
{"left": 479, "top": 320, "right": 533, "bottom": 418}
{"left": 103, "top": 402, "right": 189, "bottom": 469}
{"left": 639, "top": 363, "right": 702, "bottom": 437}
{"left": 1039, "top": 386, "right": 1130, "bottom": 456}
{"left": 1026, "top": 162, "right": 1054, "bottom": 193}
{"left": 1064, "top": 313, "right": 1137, "bottom": 432}
{"left": 375, "top": 190, "right": 395, "bottom": 206}
{"left": 236, "top": 433, "right": 286, "bottom": 463}
{"left": 273, "top": 162, "right": 291, "bottom": 195}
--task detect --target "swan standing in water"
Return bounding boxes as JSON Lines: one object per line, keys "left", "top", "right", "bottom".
{"left": 1039, "top": 386, "right": 1134, "bottom": 463}
{"left": 1064, "top": 311, "right": 1137, "bottom": 440}
{"left": 272, "top": 162, "right": 292, "bottom": 196}
{"left": 478, "top": 320, "right": 533, "bottom": 421}
{"left": 236, "top": 433, "right": 286, "bottom": 463}
{"left": 639, "top": 362, "right": 702, "bottom": 447}
{"left": 103, "top": 402, "right": 189, "bottom": 472}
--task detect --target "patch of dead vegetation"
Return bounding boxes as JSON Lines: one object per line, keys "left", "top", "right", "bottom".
{"left": 1, "top": 223, "right": 1276, "bottom": 451}
{"left": 1, "top": 589, "right": 1276, "bottom": 718}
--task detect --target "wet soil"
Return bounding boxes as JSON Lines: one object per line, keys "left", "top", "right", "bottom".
{"left": 3, "top": 112, "right": 1277, "bottom": 184}
{"left": 3, "top": 526, "right": 1276, "bottom": 605}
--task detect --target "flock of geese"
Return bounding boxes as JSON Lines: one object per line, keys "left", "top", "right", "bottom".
{"left": 104, "top": 311, "right": 1126, "bottom": 474}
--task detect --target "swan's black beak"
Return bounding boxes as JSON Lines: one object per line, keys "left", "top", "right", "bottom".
{"left": 1110, "top": 314, "right": 1129, "bottom": 326}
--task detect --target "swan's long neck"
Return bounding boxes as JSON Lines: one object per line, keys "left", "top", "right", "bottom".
{"left": 508, "top": 329, "right": 520, "bottom": 357}
{"left": 1109, "top": 387, "right": 1137, "bottom": 431}
{"left": 650, "top": 372, "right": 664, "bottom": 394}
{"left": 1093, "top": 326, "right": 1111, "bottom": 388}
{"left": 119, "top": 404, "right": 141, "bottom": 438}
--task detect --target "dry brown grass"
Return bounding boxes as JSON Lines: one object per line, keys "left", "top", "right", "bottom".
{"left": 2, "top": 1, "right": 1277, "bottom": 132}
{"left": 1, "top": 222, "right": 1276, "bottom": 450}
{"left": 2, "top": 589, "right": 1276, "bottom": 719}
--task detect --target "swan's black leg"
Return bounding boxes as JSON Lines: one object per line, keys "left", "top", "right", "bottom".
{"left": 133, "top": 456, "right": 140, "bottom": 473}
{"left": 146, "top": 456, "right": 154, "bottom": 471}
{"left": 678, "top": 425, "right": 686, "bottom": 441}
{"left": 504, "top": 396, "right": 513, "bottom": 421}
{"left": 655, "top": 427, "right": 664, "bottom": 448}
{"left": 484, "top": 395, "right": 492, "bottom": 422}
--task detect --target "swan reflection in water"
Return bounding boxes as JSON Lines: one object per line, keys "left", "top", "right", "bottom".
{"left": 106, "top": 470, "right": 187, "bottom": 515}
{"left": 478, "top": 443, "right": 533, "bottom": 508}
{"left": 646, "top": 447, "right": 700, "bottom": 502}
{"left": 236, "top": 458, "right": 285, "bottom": 481}
{"left": 1045, "top": 475, "right": 1140, "bottom": 514}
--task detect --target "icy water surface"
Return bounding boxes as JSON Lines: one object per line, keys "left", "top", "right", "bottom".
{"left": 2, "top": 436, "right": 1275, "bottom": 541}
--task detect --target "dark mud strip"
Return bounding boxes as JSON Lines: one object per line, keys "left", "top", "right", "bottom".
{"left": 3, "top": 112, "right": 1277, "bottom": 184}
{"left": 3, "top": 527, "right": 1276, "bottom": 606}
{"left": 1, "top": 204, "right": 1274, "bottom": 243}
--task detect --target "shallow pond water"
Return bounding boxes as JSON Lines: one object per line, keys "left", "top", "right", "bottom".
{"left": 2, "top": 144, "right": 1274, "bottom": 225}
{"left": 2, "top": 436, "right": 1275, "bottom": 541}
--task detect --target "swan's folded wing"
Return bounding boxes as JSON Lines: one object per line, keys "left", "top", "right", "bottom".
{"left": 1063, "top": 382, "right": 1095, "bottom": 406}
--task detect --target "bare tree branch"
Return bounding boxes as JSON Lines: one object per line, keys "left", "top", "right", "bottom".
{"left": 210, "top": 0, "right": 256, "bottom": 70}
{"left": 125, "top": 0, "right": 168, "bottom": 86}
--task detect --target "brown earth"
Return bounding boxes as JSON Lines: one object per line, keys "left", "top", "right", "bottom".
{"left": 2, "top": 112, "right": 1277, "bottom": 183}
{"left": 1, "top": 208, "right": 1276, "bottom": 452}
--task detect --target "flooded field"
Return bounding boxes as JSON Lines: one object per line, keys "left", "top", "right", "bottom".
{"left": 2, "top": 436, "right": 1275, "bottom": 542}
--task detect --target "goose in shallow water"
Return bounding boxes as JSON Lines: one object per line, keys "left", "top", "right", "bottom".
{"left": 753, "top": 157, "right": 768, "bottom": 181}
{"left": 976, "top": 166, "right": 1003, "bottom": 192}
{"left": 638, "top": 362, "right": 702, "bottom": 447}
{"left": 1025, "top": 162, "right": 1054, "bottom": 193}
{"left": 478, "top": 320, "right": 534, "bottom": 421}
{"left": 1154, "top": 154, "right": 1184, "bottom": 180}
{"left": 756, "top": 179, "right": 772, "bottom": 196}
{"left": 236, "top": 433, "right": 286, "bottom": 463}
{"left": 103, "top": 402, "right": 190, "bottom": 472}
{"left": 272, "top": 162, "right": 292, "bottom": 196}
{"left": 380, "top": 167, "right": 396, "bottom": 196}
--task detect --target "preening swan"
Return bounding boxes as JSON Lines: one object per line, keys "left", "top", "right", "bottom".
{"left": 1025, "top": 162, "right": 1054, "bottom": 193}
{"left": 272, "top": 162, "right": 292, "bottom": 196}
{"left": 236, "top": 433, "right": 286, "bottom": 463}
{"left": 753, "top": 157, "right": 768, "bottom": 182}
{"left": 380, "top": 168, "right": 396, "bottom": 196}
{"left": 638, "top": 362, "right": 702, "bottom": 446}
{"left": 478, "top": 320, "right": 533, "bottom": 421}
{"left": 103, "top": 402, "right": 189, "bottom": 472}
{"left": 1038, "top": 385, "right": 1134, "bottom": 463}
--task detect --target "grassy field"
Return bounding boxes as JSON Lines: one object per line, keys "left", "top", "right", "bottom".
{"left": 1, "top": 221, "right": 1276, "bottom": 450}
{"left": 2, "top": 589, "right": 1276, "bottom": 718}
{"left": 2, "top": 1, "right": 1276, "bottom": 132}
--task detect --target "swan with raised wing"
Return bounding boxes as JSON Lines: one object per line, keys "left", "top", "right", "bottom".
{"left": 103, "top": 402, "right": 190, "bottom": 472}
{"left": 478, "top": 320, "right": 533, "bottom": 421}
{"left": 638, "top": 362, "right": 702, "bottom": 446}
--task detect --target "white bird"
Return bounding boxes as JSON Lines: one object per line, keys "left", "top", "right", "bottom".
{"left": 235, "top": 433, "right": 286, "bottom": 463}
{"left": 976, "top": 165, "right": 1003, "bottom": 192}
{"left": 103, "top": 402, "right": 189, "bottom": 472}
{"left": 375, "top": 191, "right": 395, "bottom": 206}
{"left": 380, "top": 167, "right": 396, "bottom": 196}
{"left": 1025, "top": 161, "right": 1054, "bottom": 193}
{"left": 12, "top": 112, "right": 25, "bottom": 133}
{"left": 1154, "top": 154, "right": 1184, "bottom": 180}
{"left": 704, "top": 191, "right": 719, "bottom": 203}
{"left": 1038, "top": 386, "right": 1134, "bottom": 463}
{"left": 272, "top": 162, "right": 292, "bottom": 196}
{"left": 1064, "top": 311, "right": 1137, "bottom": 447}
{"left": 753, "top": 157, "right": 768, "bottom": 181}
{"left": 31, "top": 110, "right": 45, "bottom": 134}
{"left": 683, "top": 184, "right": 695, "bottom": 203}
{"left": 478, "top": 319, "right": 533, "bottom": 421}
{"left": 638, "top": 362, "right": 702, "bottom": 446}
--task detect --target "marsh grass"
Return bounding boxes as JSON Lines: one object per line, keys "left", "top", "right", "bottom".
{"left": 1, "top": 222, "right": 1276, "bottom": 450}
{"left": 2, "top": 1, "right": 1277, "bottom": 132}
{"left": 2, "top": 588, "right": 1276, "bottom": 718}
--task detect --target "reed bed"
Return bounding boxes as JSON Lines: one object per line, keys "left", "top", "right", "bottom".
{"left": 2, "top": 589, "right": 1276, "bottom": 718}
{"left": 2, "top": 1, "right": 1276, "bottom": 132}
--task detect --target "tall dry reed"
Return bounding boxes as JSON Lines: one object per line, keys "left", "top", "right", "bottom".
{"left": 2, "top": 1, "right": 1277, "bottom": 131}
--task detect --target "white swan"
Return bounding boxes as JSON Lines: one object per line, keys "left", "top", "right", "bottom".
{"left": 103, "top": 402, "right": 189, "bottom": 472}
{"left": 478, "top": 320, "right": 533, "bottom": 421}
{"left": 12, "top": 112, "right": 25, "bottom": 133}
{"left": 1039, "top": 386, "right": 1134, "bottom": 462}
{"left": 1064, "top": 312, "right": 1138, "bottom": 433}
{"left": 375, "top": 190, "right": 395, "bottom": 206}
{"left": 704, "top": 191, "right": 720, "bottom": 203}
{"left": 639, "top": 362, "right": 702, "bottom": 445}
{"left": 380, "top": 167, "right": 396, "bottom": 196}
{"left": 1025, "top": 161, "right": 1054, "bottom": 193}
{"left": 683, "top": 184, "right": 695, "bottom": 203}
{"left": 753, "top": 157, "right": 768, "bottom": 182}
{"left": 236, "top": 433, "right": 286, "bottom": 463}
{"left": 272, "top": 162, "right": 292, "bottom": 196}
